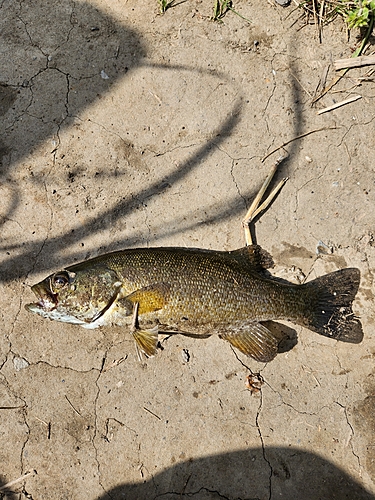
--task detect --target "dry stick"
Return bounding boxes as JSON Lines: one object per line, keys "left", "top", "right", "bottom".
{"left": 334, "top": 55, "right": 375, "bottom": 70}
{"left": 65, "top": 395, "right": 82, "bottom": 416}
{"left": 312, "top": 69, "right": 347, "bottom": 104}
{"left": 312, "top": 13, "right": 374, "bottom": 104}
{"left": 0, "top": 470, "right": 37, "bottom": 491}
{"left": 330, "top": 64, "right": 375, "bottom": 94}
{"left": 317, "top": 95, "right": 362, "bottom": 115}
{"left": 261, "top": 126, "right": 337, "bottom": 163}
{"left": 291, "top": 72, "right": 314, "bottom": 99}
{"left": 314, "top": 64, "right": 330, "bottom": 98}
{"left": 0, "top": 405, "right": 24, "bottom": 409}
{"left": 318, "top": 0, "right": 325, "bottom": 43}
{"left": 312, "top": 0, "right": 318, "bottom": 38}
{"left": 143, "top": 406, "right": 161, "bottom": 420}
{"left": 242, "top": 156, "right": 287, "bottom": 246}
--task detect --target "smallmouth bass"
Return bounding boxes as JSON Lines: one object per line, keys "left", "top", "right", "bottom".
{"left": 25, "top": 245, "right": 363, "bottom": 362}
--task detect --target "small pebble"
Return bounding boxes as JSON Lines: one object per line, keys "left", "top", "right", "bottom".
{"left": 316, "top": 240, "right": 332, "bottom": 255}
{"left": 274, "top": 0, "right": 291, "bottom": 6}
{"left": 13, "top": 356, "right": 29, "bottom": 371}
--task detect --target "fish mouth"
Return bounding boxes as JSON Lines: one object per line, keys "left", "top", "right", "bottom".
{"left": 25, "top": 282, "right": 58, "bottom": 312}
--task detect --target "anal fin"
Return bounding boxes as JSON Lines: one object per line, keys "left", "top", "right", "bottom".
{"left": 220, "top": 321, "right": 283, "bottom": 362}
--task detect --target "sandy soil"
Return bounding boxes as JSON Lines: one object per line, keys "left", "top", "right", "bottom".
{"left": 1, "top": 0, "right": 375, "bottom": 498}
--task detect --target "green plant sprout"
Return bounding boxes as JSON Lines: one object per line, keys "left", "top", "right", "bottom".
{"left": 212, "top": 0, "right": 251, "bottom": 23}
{"left": 158, "top": 0, "right": 177, "bottom": 14}
{"left": 212, "top": 0, "right": 232, "bottom": 21}
{"left": 343, "top": 0, "right": 375, "bottom": 28}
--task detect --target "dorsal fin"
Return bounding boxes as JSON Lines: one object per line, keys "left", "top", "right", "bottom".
{"left": 228, "top": 245, "right": 274, "bottom": 272}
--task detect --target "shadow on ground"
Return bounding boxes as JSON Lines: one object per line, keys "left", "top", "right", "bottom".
{"left": 0, "top": 474, "right": 20, "bottom": 500}
{"left": 1, "top": 0, "right": 252, "bottom": 283}
{"left": 94, "top": 447, "right": 374, "bottom": 500}
{"left": 1, "top": 0, "right": 298, "bottom": 285}
{"left": 0, "top": 0, "right": 144, "bottom": 176}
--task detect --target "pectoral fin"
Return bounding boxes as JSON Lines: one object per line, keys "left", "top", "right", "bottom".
{"left": 125, "top": 283, "right": 169, "bottom": 314}
{"left": 220, "top": 321, "right": 283, "bottom": 362}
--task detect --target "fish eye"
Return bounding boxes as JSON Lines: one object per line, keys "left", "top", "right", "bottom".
{"left": 53, "top": 272, "right": 70, "bottom": 288}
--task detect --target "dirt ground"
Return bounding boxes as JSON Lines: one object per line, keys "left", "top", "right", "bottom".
{"left": 1, "top": 0, "right": 375, "bottom": 498}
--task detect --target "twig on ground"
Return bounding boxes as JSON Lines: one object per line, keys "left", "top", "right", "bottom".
{"left": 312, "top": 12, "right": 374, "bottom": 103}
{"left": 334, "top": 54, "right": 375, "bottom": 70}
{"left": 65, "top": 395, "right": 82, "bottom": 416}
{"left": 0, "top": 470, "right": 37, "bottom": 491}
{"left": 143, "top": 407, "right": 161, "bottom": 420}
{"left": 317, "top": 94, "right": 362, "bottom": 114}
{"left": 102, "top": 356, "right": 127, "bottom": 372}
{"left": 261, "top": 127, "right": 338, "bottom": 162}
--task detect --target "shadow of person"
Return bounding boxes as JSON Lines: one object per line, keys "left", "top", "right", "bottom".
{"left": 0, "top": 474, "right": 20, "bottom": 500}
{"left": 0, "top": 0, "right": 250, "bottom": 284}
{"left": 94, "top": 447, "right": 374, "bottom": 500}
{"left": 0, "top": 0, "right": 144, "bottom": 187}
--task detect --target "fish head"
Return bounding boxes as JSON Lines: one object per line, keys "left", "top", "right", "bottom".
{"left": 25, "top": 266, "right": 122, "bottom": 325}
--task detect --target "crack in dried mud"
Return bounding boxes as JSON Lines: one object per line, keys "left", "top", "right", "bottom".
{"left": 93, "top": 355, "right": 108, "bottom": 498}
{"left": 256, "top": 392, "right": 273, "bottom": 500}
{"left": 229, "top": 347, "right": 273, "bottom": 498}
{"left": 155, "top": 487, "right": 231, "bottom": 499}
{"left": 0, "top": 371, "right": 31, "bottom": 498}
{"left": 336, "top": 401, "right": 362, "bottom": 470}
{"left": 1, "top": 1, "right": 374, "bottom": 498}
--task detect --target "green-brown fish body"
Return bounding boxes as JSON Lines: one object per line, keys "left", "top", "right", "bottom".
{"left": 26, "top": 245, "right": 363, "bottom": 362}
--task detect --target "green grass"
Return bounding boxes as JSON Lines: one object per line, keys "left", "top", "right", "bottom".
{"left": 158, "top": 0, "right": 177, "bottom": 14}
{"left": 157, "top": 0, "right": 373, "bottom": 34}
{"left": 298, "top": 0, "right": 375, "bottom": 30}
{"left": 157, "top": 0, "right": 251, "bottom": 22}
{"left": 341, "top": 0, "right": 375, "bottom": 28}
{"left": 305, "top": 0, "right": 375, "bottom": 101}
{"left": 212, "top": 0, "right": 251, "bottom": 22}
{"left": 212, "top": 0, "right": 232, "bottom": 21}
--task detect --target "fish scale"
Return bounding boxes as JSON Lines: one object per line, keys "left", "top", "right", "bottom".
{"left": 100, "top": 248, "right": 295, "bottom": 323}
{"left": 26, "top": 245, "right": 363, "bottom": 362}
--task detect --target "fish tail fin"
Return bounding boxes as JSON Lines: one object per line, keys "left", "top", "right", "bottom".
{"left": 300, "top": 268, "right": 363, "bottom": 343}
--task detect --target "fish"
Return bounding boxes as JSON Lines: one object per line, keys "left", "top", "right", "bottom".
{"left": 25, "top": 244, "right": 363, "bottom": 362}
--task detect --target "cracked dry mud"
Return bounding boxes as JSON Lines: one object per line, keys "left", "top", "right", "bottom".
{"left": 1, "top": 0, "right": 375, "bottom": 499}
